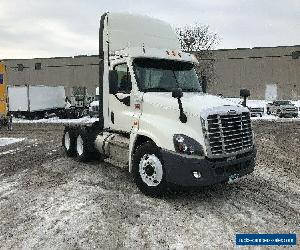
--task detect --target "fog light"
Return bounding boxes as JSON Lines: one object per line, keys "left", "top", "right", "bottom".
{"left": 193, "top": 171, "right": 202, "bottom": 179}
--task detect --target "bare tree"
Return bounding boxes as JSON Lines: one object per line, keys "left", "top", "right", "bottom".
{"left": 176, "top": 23, "right": 220, "bottom": 92}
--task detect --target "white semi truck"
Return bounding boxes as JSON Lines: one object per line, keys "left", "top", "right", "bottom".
{"left": 62, "top": 13, "right": 256, "bottom": 196}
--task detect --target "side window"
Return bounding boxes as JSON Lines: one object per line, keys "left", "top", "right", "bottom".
{"left": 0, "top": 74, "right": 3, "bottom": 84}
{"left": 114, "top": 64, "right": 132, "bottom": 93}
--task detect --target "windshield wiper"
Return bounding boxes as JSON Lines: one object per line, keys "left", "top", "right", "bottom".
{"left": 181, "top": 88, "right": 201, "bottom": 92}
{"left": 143, "top": 87, "right": 170, "bottom": 92}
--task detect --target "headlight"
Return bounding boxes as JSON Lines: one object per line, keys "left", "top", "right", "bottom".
{"left": 173, "top": 134, "right": 204, "bottom": 156}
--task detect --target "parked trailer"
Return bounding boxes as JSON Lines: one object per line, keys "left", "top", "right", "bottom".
{"left": 0, "top": 62, "right": 9, "bottom": 127}
{"left": 8, "top": 85, "right": 66, "bottom": 119}
{"left": 62, "top": 13, "right": 256, "bottom": 196}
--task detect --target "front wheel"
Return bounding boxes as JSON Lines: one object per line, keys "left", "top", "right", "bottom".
{"left": 133, "top": 141, "right": 167, "bottom": 197}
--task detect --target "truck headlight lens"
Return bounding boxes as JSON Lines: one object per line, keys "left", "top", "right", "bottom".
{"left": 173, "top": 134, "right": 204, "bottom": 156}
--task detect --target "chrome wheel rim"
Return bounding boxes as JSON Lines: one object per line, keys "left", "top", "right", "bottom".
{"left": 76, "top": 135, "right": 84, "bottom": 156}
{"left": 139, "top": 154, "right": 163, "bottom": 187}
{"left": 64, "top": 132, "right": 71, "bottom": 150}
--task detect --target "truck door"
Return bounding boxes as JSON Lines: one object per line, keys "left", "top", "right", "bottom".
{"left": 0, "top": 63, "right": 8, "bottom": 119}
{"left": 108, "top": 63, "right": 134, "bottom": 132}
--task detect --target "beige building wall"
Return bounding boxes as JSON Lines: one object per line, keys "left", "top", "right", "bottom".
{"left": 206, "top": 46, "right": 300, "bottom": 100}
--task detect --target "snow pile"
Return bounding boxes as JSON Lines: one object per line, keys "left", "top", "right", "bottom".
{"left": 0, "top": 138, "right": 25, "bottom": 147}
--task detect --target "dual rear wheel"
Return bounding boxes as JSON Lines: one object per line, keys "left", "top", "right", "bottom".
{"left": 62, "top": 127, "right": 98, "bottom": 162}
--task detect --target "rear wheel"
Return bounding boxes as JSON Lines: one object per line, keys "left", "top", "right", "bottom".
{"left": 62, "top": 128, "right": 77, "bottom": 157}
{"left": 75, "top": 130, "right": 97, "bottom": 162}
{"left": 133, "top": 141, "right": 167, "bottom": 197}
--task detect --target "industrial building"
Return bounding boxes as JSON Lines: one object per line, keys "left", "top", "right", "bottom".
{"left": 201, "top": 45, "right": 300, "bottom": 100}
{"left": 2, "top": 45, "right": 300, "bottom": 100}
{"left": 2, "top": 55, "right": 99, "bottom": 98}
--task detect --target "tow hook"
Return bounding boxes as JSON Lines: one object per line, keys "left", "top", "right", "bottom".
{"left": 228, "top": 173, "right": 240, "bottom": 183}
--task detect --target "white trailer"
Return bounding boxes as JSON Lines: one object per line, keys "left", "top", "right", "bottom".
{"left": 62, "top": 13, "right": 256, "bottom": 196}
{"left": 8, "top": 85, "right": 66, "bottom": 119}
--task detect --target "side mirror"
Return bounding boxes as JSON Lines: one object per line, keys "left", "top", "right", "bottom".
{"left": 240, "top": 89, "right": 250, "bottom": 98}
{"left": 172, "top": 88, "right": 183, "bottom": 99}
{"left": 172, "top": 88, "right": 187, "bottom": 123}
{"left": 109, "top": 70, "right": 118, "bottom": 94}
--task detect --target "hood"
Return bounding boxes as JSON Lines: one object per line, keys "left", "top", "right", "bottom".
{"left": 143, "top": 92, "right": 247, "bottom": 117}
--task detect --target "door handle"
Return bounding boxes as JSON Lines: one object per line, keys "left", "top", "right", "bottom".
{"left": 111, "top": 112, "right": 114, "bottom": 124}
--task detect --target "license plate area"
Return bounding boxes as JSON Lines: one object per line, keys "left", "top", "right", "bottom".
{"left": 215, "top": 163, "right": 242, "bottom": 175}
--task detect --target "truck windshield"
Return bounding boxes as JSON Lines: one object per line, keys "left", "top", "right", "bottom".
{"left": 133, "top": 58, "right": 202, "bottom": 92}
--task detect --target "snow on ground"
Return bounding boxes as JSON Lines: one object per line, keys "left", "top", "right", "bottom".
{"left": 0, "top": 138, "right": 25, "bottom": 147}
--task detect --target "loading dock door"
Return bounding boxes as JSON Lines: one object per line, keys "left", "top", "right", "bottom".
{"left": 265, "top": 84, "right": 277, "bottom": 101}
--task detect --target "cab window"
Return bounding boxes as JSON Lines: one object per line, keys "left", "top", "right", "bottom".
{"left": 114, "top": 64, "right": 132, "bottom": 93}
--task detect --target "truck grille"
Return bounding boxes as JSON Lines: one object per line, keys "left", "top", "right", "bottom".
{"left": 207, "top": 112, "right": 253, "bottom": 155}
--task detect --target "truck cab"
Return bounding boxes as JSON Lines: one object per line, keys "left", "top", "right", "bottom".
{"left": 62, "top": 13, "right": 256, "bottom": 196}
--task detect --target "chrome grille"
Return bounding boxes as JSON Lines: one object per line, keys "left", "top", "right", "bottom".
{"left": 207, "top": 112, "right": 253, "bottom": 155}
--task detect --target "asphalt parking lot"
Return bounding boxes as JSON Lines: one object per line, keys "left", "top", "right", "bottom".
{"left": 0, "top": 121, "right": 299, "bottom": 249}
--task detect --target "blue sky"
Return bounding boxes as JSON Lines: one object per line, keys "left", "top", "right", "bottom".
{"left": 0, "top": 0, "right": 299, "bottom": 58}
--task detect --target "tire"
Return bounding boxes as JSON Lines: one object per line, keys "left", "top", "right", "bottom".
{"left": 133, "top": 141, "right": 168, "bottom": 197}
{"left": 267, "top": 110, "right": 271, "bottom": 115}
{"left": 62, "top": 128, "right": 77, "bottom": 157}
{"left": 75, "top": 129, "right": 98, "bottom": 162}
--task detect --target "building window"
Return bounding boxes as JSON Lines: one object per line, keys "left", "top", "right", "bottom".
{"left": 0, "top": 74, "right": 3, "bottom": 84}
{"left": 17, "top": 64, "right": 24, "bottom": 71}
{"left": 35, "top": 63, "right": 42, "bottom": 70}
{"left": 292, "top": 51, "right": 300, "bottom": 59}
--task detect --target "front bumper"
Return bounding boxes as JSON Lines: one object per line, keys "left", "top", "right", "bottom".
{"left": 280, "top": 111, "right": 298, "bottom": 117}
{"left": 161, "top": 147, "right": 256, "bottom": 187}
